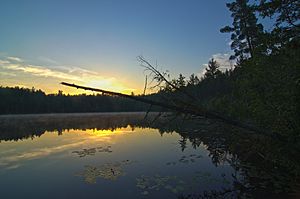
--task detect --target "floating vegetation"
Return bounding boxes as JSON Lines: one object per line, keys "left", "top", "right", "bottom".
{"left": 97, "top": 146, "right": 113, "bottom": 153}
{"left": 136, "top": 174, "right": 186, "bottom": 195}
{"left": 72, "top": 146, "right": 112, "bottom": 157}
{"left": 75, "top": 160, "right": 134, "bottom": 183}
{"left": 165, "top": 154, "right": 203, "bottom": 166}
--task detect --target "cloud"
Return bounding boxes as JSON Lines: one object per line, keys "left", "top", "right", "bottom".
{"left": 211, "top": 53, "right": 235, "bottom": 71}
{"left": 0, "top": 71, "right": 17, "bottom": 76}
{"left": 0, "top": 53, "right": 136, "bottom": 93}
{"left": 7, "top": 56, "right": 23, "bottom": 62}
{"left": 38, "top": 56, "right": 59, "bottom": 65}
{"left": 54, "top": 65, "right": 98, "bottom": 76}
{"left": 0, "top": 59, "right": 10, "bottom": 65}
{"left": 37, "top": 57, "right": 99, "bottom": 76}
{"left": 5, "top": 164, "right": 21, "bottom": 170}
{"left": 0, "top": 141, "right": 86, "bottom": 170}
{"left": 0, "top": 55, "right": 136, "bottom": 94}
{"left": 200, "top": 53, "right": 236, "bottom": 77}
{"left": 3, "top": 64, "right": 82, "bottom": 81}
{"left": 0, "top": 59, "right": 102, "bottom": 82}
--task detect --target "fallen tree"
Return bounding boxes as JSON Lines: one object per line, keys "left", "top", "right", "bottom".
{"left": 61, "top": 81, "right": 281, "bottom": 139}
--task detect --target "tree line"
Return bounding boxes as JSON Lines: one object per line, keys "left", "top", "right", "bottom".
{"left": 0, "top": 86, "right": 159, "bottom": 114}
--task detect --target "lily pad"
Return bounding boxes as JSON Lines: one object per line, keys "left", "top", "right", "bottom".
{"left": 72, "top": 146, "right": 113, "bottom": 157}
{"left": 75, "top": 160, "right": 135, "bottom": 183}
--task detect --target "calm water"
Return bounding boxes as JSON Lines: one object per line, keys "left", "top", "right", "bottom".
{"left": 0, "top": 113, "right": 299, "bottom": 198}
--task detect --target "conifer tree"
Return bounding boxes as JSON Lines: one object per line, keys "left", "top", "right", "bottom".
{"left": 257, "top": 0, "right": 299, "bottom": 49}
{"left": 188, "top": 74, "right": 200, "bottom": 85}
{"left": 220, "top": 0, "right": 264, "bottom": 59}
{"left": 204, "top": 59, "right": 221, "bottom": 79}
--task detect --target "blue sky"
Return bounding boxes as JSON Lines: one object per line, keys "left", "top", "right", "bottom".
{"left": 0, "top": 0, "right": 233, "bottom": 94}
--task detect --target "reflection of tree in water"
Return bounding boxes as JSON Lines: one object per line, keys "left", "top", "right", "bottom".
{"left": 0, "top": 113, "right": 154, "bottom": 142}
{"left": 166, "top": 119, "right": 300, "bottom": 198}
{"left": 178, "top": 136, "right": 187, "bottom": 152}
{"left": 165, "top": 154, "right": 203, "bottom": 166}
{"left": 1, "top": 113, "right": 299, "bottom": 198}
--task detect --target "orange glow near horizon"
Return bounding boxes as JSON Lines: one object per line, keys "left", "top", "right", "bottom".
{"left": 0, "top": 57, "right": 144, "bottom": 95}
{"left": 59, "top": 82, "right": 141, "bottom": 96}
{"left": 0, "top": 79, "right": 142, "bottom": 96}
{"left": 84, "top": 127, "right": 134, "bottom": 137}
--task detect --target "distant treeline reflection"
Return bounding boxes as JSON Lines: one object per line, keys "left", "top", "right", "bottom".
{"left": 0, "top": 113, "right": 156, "bottom": 141}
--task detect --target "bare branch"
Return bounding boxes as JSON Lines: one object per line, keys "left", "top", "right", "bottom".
{"left": 61, "top": 81, "right": 280, "bottom": 138}
{"left": 137, "top": 56, "right": 196, "bottom": 100}
{"left": 143, "top": 75, "right": 148, "bottom": 95}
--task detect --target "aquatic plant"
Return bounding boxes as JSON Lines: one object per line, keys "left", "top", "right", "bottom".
{"left": 75, "top": 160, "right": 134, "bottom": 183}
{"left": 72, "top": 146, "right": 112, "bottom": 157}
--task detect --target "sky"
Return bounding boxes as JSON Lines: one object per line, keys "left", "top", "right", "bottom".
{"left": 0, "top": 0, "right": 234, "bottom": 94}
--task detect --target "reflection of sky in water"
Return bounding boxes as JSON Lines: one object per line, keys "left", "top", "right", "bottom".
{"left": 0, "top": 126, "right": 236, "bottom": 199}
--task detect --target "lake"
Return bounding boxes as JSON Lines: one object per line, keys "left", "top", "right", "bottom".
{"left": 0, "top": 113, "right": 299, "bottom": 198}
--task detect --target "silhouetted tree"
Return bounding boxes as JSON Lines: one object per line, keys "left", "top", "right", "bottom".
{"left": 257, "top": 0, "right": 300, "bottom": 51}
{"left": 0, "top": 86, "right": 153, "bottom": 114}
{"left": 179, "top": 136, "right": 187, "bottom": 151}
{"left": 220, "top": 0, "right": 264, "bottom": 59}
{"left": 258, "top": 0, "right": 299, "bottom": 29}
{"left": 188, "top": 73, "right": 200, "bottom": 85}
{"left": 177, "top": 74, "right": 186, "bottom": 88}
{"left": 204, "top": 59, "right": 221, "bottom": 79}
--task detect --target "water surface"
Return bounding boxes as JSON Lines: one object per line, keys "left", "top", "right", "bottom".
{"left": 0, "top": 113, "right": 298, "bottom": 198}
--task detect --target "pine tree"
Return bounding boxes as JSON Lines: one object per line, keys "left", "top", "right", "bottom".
{"left": 204, "top": 59, "right": 221, "bottom": 79}
{"left": 257, "top": 0, "right": 299, "bottom": 50}
{"left": 220, "top": 0, "right": 264, "bottom": 60}
{"left": 188, "top": 73, "right": 200, "bottom": 85}
{"left": 258, "top": 0, "right": 299, "bottom": 29}
{"left": 177, "top": 74, "right": 186, "bottom": 88}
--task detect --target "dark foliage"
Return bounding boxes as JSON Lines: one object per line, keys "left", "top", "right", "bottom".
{"left": 155, "top": 0, "right": 300, "bottom": 137}
{"left": 0, "top": 86, "right": 161, "bottom": 114}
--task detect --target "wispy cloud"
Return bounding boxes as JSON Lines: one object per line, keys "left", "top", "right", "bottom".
{"left": 0, "top": 141, "right": 85, "bottom": 170}
{"left": 0, "top": 59, "right": 10, "bottom": 65}
{"left": 3, "top": 64, "right": 82, "bottom": 81}
{"left": 0, "top": 71, "right": 17, "bottom": 76}
{"left": 7, "top": 56, "right": 23, "bottom": 62}
{"left": 0, "top": 55, "right": 101, "bottom": 82}
{"left": 0, "top": 55, "right": 136, "bottom": 94}
{"left": 38, "top": 56, "right": 59, "bottom": 65}
{"left": 54, "top": 65, "right": 98, "bottom": 76}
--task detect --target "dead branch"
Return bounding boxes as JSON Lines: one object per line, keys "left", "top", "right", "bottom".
{"left": 61, "top": 82, "right": 279, "bottom": 137}
{"left": 138, "top": 56, "right": 197, "bottom": 100}
{"left": 61, "top": 82, "right": 202, "bottom": 116}
{"left": 143, "top": 75, "right": 147, "bottom": 95}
